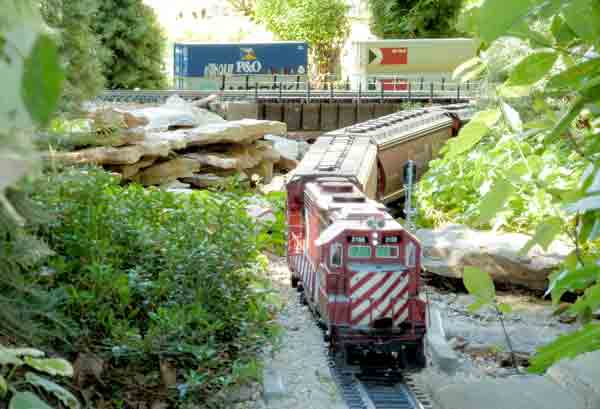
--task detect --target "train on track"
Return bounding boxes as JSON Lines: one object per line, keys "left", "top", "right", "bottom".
{"left": 285, "top": 103, "right": 475, "bottom": 368}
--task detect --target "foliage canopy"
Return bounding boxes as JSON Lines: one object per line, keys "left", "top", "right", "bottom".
{"left": 91, "top": 0, "right": 167, "bottom": 89}
{"left": 255, "top": 0, "right": 351, "bottom": 77}
{"left": 368, "top": 0, "right": 464, "bottom": 39}
{"left": 418, "top": 0, "right": 600, "bottom": 372}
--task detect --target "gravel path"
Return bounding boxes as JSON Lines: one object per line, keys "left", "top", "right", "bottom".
{"left": 243, "top": 255, "right": 345, "bottom": 409}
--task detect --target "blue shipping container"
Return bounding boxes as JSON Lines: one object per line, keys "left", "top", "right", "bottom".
{"left": 174, "top": 42, "right": 309, "bottom": 77}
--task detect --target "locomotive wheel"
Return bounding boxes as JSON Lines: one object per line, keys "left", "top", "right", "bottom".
{"left": 291, "top": 275, "right": 299, "bottom": 288}
{"left": 406, "top": 341, "right": 426, "bottom": 368}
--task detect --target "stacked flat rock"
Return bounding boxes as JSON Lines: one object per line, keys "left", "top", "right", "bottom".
{"left": 46, "top": 96, "right": 290, "bottom": 188}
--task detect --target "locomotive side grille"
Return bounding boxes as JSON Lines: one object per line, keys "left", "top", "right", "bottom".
{"left": 349, "top": 270, "right": 410, "bottom": 328}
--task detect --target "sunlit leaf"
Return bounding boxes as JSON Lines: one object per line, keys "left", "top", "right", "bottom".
{"left": 528, "top": 323, "right": 600, "bottom": 373}
{"left": 498, "top": 303, "right": 512, "bottom": 314}
{"left": 21, "top": 33, "right": 65, "bottom": 126}
{"left": 467, "top": 298, "right": 488, "bottom": 313}
{"left": 24, "top": 357, "right": 74, "bottom": 377}
{"left": 9, "top": 391, "right": 53, "bottom": 409}
{"left": 479, "top": 0, "right": 544, "bottom": 43}
{"left": 0, "top": 348, "right": 23, "bottom": 366}
{"left": 550, "top": 15, "right": 577, "bottom": 45}
{"left": 546, "top": 58, "right": 600, "bottom": 94}
{"left": 564, "top": 195, "right": 600, "bottom": 214}
{"left": 477, "top": 177, "right": 515, "bottom": 224}
{"left": 546, "top": 266, "right": 599, "bottom": 304}
{"left": 463, "top": 266, "right": 495, "bottom": 303}
{"left": 520, "top": 217, "right": 563, "bottom": 254}
{"left": 506, "top": 52, "right": 558, "bottom": 86}
{"left": 25, "top": 373, "right": 80, "bottom": 409}
{"left": 563, "top": 0, "right": 600, "bottom": 44}
{"left": 568, "top": 284, "right": 600, "bottom": 316}
{"left": 501, "top": 101, "right": 522, "bottom": 132}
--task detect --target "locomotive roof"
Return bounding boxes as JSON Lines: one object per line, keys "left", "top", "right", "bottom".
{"left": 290, "top": 134, "right": 377, "bottom": 183}
{"left": 326, "top": 108, "right": 452, "bottom": 149}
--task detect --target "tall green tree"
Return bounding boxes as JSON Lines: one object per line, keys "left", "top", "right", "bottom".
{"left": 368, "top": 0, "right": 464, "bottom": 38}
{"left": 92, "top": 0, "right": 167, "bottom": 89}
{"left": 255, "top": 0, "right": 350, "bottom": 77}
{"left": 41, "top": 0, "right": 106, "bottom": 109}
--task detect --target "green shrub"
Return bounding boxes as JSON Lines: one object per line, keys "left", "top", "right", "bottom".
{"left": 28, "top": 168, "right": 280, "bottom": 404}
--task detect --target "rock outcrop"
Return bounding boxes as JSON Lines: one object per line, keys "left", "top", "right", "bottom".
{"left": 415, "top": 224, "right": 572, "bottom": 290}
{"left": 48, "top": 97, "right": 294, "bottom": 187}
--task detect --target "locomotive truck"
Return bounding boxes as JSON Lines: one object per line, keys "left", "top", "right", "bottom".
{"left": 285, "top": 104, "right": 474, "bottom": 367}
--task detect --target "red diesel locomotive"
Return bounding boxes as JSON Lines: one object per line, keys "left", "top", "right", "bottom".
{"left": 285, "top": 104, "right": 473, "bottom": 367}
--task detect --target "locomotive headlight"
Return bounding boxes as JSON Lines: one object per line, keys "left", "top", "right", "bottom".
{"left": 372, "top": 232, "right": 379, "bottom": 239}
{"left": 373, "top": 240, "right": 379, "bottom": 246}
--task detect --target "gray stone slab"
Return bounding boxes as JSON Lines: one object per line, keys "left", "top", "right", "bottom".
{"left": 426, "top": 305, "right": 459, "bottom": 375}
{"left": 284, "top": 103, "right": 302, "bottom": 131}
{"left": 547, "top": 351, "right": 600, "bottom": 409}
{"left": 302, "top": 103, "right": 320, "bottom": 131}
{"left": 436, "top": 376, "right": 586, "bottom": 409}
{"left": 320, "top": 103, "right": 338, "bottom": 130}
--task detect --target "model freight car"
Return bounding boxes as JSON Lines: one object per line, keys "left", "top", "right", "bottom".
{"left": 286, "top": 104, "right": 474, "bottom": 367}
{"left": 173, "top": 41, "right": 309, "bottom": 90}
{"left": 342, "top": 38, "right": 477, "bottom": 91}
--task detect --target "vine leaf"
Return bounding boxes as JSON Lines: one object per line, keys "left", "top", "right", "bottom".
{"left": 528, "top": 323, "right": 600, "bottom": 373}
{"left": 477, "top": 177, "right": 514, "bottom": 224}
{"left": 463, "top": 266, "right": 495, "bottom": 304}
{"left": 25, "top": 373, "right": 80, "bottom": 409}
{"left": 479, "top": 0, "right": 543, "bottom": 43}
{"left": 21, "top": 33, "right": 64, "bottom": 126}
{"left": 0, "top": 374, "right": 7, "bottom": 398}
{"left": 546, "top": 266, "right": 599, "bottom": 304}
{"left": 9, "top": 391, "right": 53, "bottom": 409}
{"left": 445, "top": 109, "right": 500, "bottom": 159}
{"left": 520, "top": 217, "right": 563, "bottom": 255}
{"left": 506, "top": 52, "right": 558, "bottom": 86}
{"left": 24, "top": 357, "right": 74, "bottom": 377}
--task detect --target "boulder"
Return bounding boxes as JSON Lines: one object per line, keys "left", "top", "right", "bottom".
{"left": 182, "top": 172, "right": 248, "bottom": 189}
{"left": 127, "top": 95, "right": 225, "bottom": 131}
{"left": 415, "top": 224, "right": 572, "bottom": 290}
{"left": 90, "top": 108, "right": 149, "bottom": 130}
{"left": 132, "top": 158, "right": 201, "bottom": 186}
{"left": 246, "top": 159, "right": 275, "bottom": 184}
{"left": 108, "top": 157, "right": 157, "bottom": 179}
{"left": 184, "top": 142, "right": 280, "bottom": 171}
{"left": 264, "top": 134, "right": 309, "bottom": 160}
{"left": 45, "top": 140, "right": 172, "bottom": 165}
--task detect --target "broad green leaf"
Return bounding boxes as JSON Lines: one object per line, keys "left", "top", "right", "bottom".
{"left": 463, "top": 266, "right": 495, "bottom": 303}
{"left": 546, "top": 58, "right": 600, "bottom": 94}
{"left": 24, "top": 357, "right": 74, "bottom": 377}
{"left": 21, "top": 33, "right": 65, "bottom": 126}
{"left": 9, "top": 391, "right": 53, "bottom": 409}
{"left": 523, "top": 118, "right": 555, "bottom": 129}
{"left": 25, "top": 373, "right": 80, "bottom": 409}
{"left": 546, "top": 266, "right": 599, "bottom": 304}
{"left": 477, "top": 177, "right": 515, "bottom": 224}
{"left": 467, "top": 297, "right": 488, "bottom": 313}
{"left": 0, "top": 348, "right": 23, "bottom": 366}
{"left": 550, "top": 15, "right": 577, "bottom": 45}
{"left": 569, "top": 284, "right": 600, "bottom": 316}
{"left": 9, "top": 348, "right": 45, "bottom": 358}
{"left": 506, "top": 52, "right": 558, "bottom": 86}
{"left": 498, "top": 303, "right": 512, "bottom": 314}
{"left": 520, "top": 217, "right": 563, "bottom": 255}
{"left": 508, "top": 20, "right": 552, "bottom": 47}
{"left": 548, "top": 96, "right": 586, "bottom": 142}
{"left": 479, "top": 0, "right": 543, "bottom": 43}
{"left": 563, "top": 0, "right": 600, "bottom": 44}
{"left": 0, "top": 374, "right": 7, "bottom": 398}
{"left": 444, "top": 109, "right": 501, "bottom": 159}
{"left": 528, "top": 323, "right": 600, "bottom": 373}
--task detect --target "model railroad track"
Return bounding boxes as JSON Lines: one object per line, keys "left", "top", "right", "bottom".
{"left": 97, "top": 88, "right": 479, "bottom": 104}
{"left": 328, "top": 355, "right": 433, "bottom": 409}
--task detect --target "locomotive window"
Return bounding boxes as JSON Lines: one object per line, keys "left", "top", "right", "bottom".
{"left": 330, "top": 243, "right": 342, "bottom": 267}
{"left": 376, "top": 246, "right": 399, "bottom": 258}
{"left": 349, "top": 246, "right": 371, "bottom": 258}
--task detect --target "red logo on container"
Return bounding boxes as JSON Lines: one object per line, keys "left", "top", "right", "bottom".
{"left": 369, "top": 48, "right": 408, "bottom": 65}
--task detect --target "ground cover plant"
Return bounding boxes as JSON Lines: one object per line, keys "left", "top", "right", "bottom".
{"left": 25, "top": 168, "right": 282, "bottom": 407}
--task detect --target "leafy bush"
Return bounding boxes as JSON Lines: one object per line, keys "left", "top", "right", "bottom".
{"left": 419, "top": 0, "right": 600, "bottom": 372}
{"left": 28, "top": 168, "right": 280, "bottom": 404}
{"left": 368, "top": 0, "right": 464, "bottom": 39}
